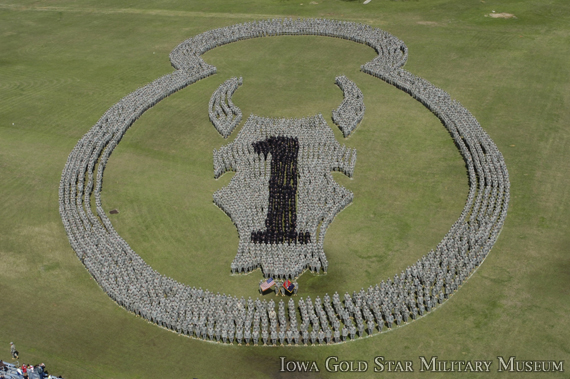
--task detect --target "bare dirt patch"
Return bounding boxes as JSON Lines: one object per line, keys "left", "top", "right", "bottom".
{"left": 417, "top": 21, "right": 439, "bottom": 26}
{"left": 487, "top": 13, "right": 517, "bottom": 19}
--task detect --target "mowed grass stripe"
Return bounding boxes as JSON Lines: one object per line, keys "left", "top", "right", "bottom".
{"left": 0, "top": 3, "right": 286, "bottom": 20}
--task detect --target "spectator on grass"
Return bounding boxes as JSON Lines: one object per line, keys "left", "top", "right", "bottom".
{"left": 37, "top": 363, "right": 45, "bottom": 379}
{"left": 10, "top": 342, "right": 18, "bottom": 360}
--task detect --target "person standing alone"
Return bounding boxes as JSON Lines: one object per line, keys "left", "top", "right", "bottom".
{"left": 10, "top": 342, "right": 18, "bottom": 360}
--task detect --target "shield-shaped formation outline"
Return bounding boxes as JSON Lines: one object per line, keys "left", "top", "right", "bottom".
{"left": 209, "top": 73, "right": 362, "bottom": 285}
{"left": 59, "top": 18, "right": 509, "bottom": 346}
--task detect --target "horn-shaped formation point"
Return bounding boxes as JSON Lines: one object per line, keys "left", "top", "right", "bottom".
{"left": 332, "top": 75, "right": 365, "bottom": 138}
{"left": 209, "top": 77, "right": 243, "bottom": 138}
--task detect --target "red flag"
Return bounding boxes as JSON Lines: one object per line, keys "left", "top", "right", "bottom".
{"left": 283, "top": 280, "right": 294, "bottom": 293}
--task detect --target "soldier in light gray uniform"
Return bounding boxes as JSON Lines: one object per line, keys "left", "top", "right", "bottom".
{"left": 310, "top": 329, "right": 317, "bottom": 345}
{"left": 395, "top": 312, "right": 402, "bottom": 326}
{"left": 302, "top": 329, "right": 309, "bottom": 346}
{"left": 411, "top": 306, "right": 418, "bottom": 320}
{"left": 292, "top": 328, "right": 300, "bottom": 345}
{"left": 402, "top": 307, "right": 410, "bottom": 322}
{"left": 419, "top": 303, "right": 425, "bottom": 316}
{"left": 244, "top": 328, "right": 251, "bottom": 346}
{"left": 286, "top": 329, "right": 293, "bottom": 345}
{"left": 236, "top": 326, "right": 243, "bottom": 345}
{"left": 262, "top": 329, "right": 269, "bottom": 345}
{"left": 215, "top": 323, "right": 222, "bottom": 342}
{"left": 334, "top": 328, "right": 340, "bottom": 343}
{"left": 349, "top": 325, "right": 356, "bottom": 340}
{"left": 342, "top": 326, "right": 348, "bottom": 341}
{"left": 318, "top": 329, "right": 325, "bottom": 345}
{"left": 208, "top": 324, "right": 214, "bottom": 341}
{"left": 227, "top": 326, "right": 234, "bottom": 344}
{"left": 367, "top": 319, "right": 375, "bottom": 335}
{"left": 10, "top": 342, "right": 18, "bottom": 359}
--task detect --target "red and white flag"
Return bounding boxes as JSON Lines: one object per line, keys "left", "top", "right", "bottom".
{"left": 260, "top": 278, "right": 275, "bottom": 292}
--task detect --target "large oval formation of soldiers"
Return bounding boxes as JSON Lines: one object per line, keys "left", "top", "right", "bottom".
{"left": 59, "top": 18, "right": 510, "bottom": 346}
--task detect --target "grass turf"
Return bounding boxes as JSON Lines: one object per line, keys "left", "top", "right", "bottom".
{"left": 0, "top": 0, "right": 569, "bottom": 378}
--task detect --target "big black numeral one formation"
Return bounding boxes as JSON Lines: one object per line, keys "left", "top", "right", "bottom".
{"left": 251, "top": 136, "right": 310, "bottom": 245}
{"left": 213, "top": 114, "right": 356, "bottom": 280}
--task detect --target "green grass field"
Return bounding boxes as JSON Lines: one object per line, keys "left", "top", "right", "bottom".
{"left": 1, "top": 0, "right": 569, "bottom": 378}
